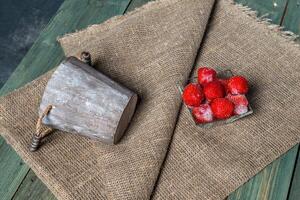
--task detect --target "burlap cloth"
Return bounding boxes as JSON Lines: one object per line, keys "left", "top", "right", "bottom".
{"left": 1, "top": 0, "right": 300, "bottom": 199}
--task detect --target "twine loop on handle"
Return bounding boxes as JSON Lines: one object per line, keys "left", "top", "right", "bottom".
{"left": 29, "top": 105, "right": 54, "bottom": 152}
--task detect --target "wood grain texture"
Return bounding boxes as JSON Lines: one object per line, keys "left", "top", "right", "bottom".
{"left": 235, "top": 0, "right": 288, "bottom": 24}
{"left": 228, "top": 145, "right": 299, "bottom": 200}
{"left": 12, "top": 171, "right": 56, "bottom": 200}
{"left": 0, "top": 0, "right": 131, "bottom": 96}
{"left": 0, "top": 138, "right": 30, "bottom": 200}
{"left": 0, "top": 1, "right": 63, "bottom": 198}
{"left": 0, "top": 0, "right": 132, "bottom": 199}
{"left": 0, "top": 0, "right": 63, "bottom": 88}
{"left": 288, "top": 148, "right": 300, "bottom": 200}
{"left": 40, "top": 57, "right": 137, "bottom": 144}
{"left": 281, "top": 0, "right": 300, "bottom": 34}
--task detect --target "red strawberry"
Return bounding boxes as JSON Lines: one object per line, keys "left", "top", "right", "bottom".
{"left": 210, "top": 98, "right": 234, "bottom": 119}
{"left": 218, "top": 79, "right": 229, "bottom": 94}
{"left": 197, "top": 67, "right": 217, "bottom": 85}
{"left": 182, "top": 83, "right": 204, "bottom": 107}
{"left": 192, "top": 104, "right": 213, "bottom": 123}
{"left": 203, "top": 81, "right": 225, "bottom": 101}
{"left": 228, "top": 76, "right": 249, "bottom": 95}
{"left": 226, "top": 94, "right": 249, "bottom": 115}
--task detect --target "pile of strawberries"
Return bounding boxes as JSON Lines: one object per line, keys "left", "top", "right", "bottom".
{"left": 182, "top": 67, "right": 250, "bottom": 124}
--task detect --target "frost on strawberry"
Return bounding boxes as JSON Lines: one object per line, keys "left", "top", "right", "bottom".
{"left": 197, "top": 67, "right": 217, "bottom": 85}
{"left": 234, "top": 105, "right": 248, "bottom": 115}
{"left": 192, "top": 104, "right": 213, "bottom": 123}
{"left": 226, "top": 94, "right": 249, "bottom": 115}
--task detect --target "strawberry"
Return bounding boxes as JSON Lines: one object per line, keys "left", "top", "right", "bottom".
{"left": 226, "top": 94, "right": 249, "bottom": 115}
{"left": 203, "top": 81, "right": 225, "bottom": 101}
{"left": 228, "top": 76, "right": 249, "bottom": 95}
{"left": 192, "top": 104, "right": 213, "bottom": 123}
{"left": 210, "top": 98, "right": 234, "bottom": 119}
{"left": 182, "top": 83, "right": 204, "bottom": 107}
{"left": 197, "top": 67, "right": 217, "bottom": 85}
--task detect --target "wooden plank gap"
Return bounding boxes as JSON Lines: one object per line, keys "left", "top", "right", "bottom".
{"left": 10, "top": 170, "right": 31, "bottom": 200}
{"left": 279, "top": 0, "right": 290, "bottom": 25}
{"left": 286, "top": 144, "right": 300, "bottom": 200}
{"left": 124, "top": 0, "right": 135, "bottom": 13}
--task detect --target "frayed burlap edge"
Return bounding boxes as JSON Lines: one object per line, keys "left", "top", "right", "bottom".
{"left": 58, "top": 0, "right": 300, "bottom": 50}
{"left": 57, "top": 0, "right": 182, "bottom": 43}
{"left": 230, "top": 1, "right": 300, "bottom": 46}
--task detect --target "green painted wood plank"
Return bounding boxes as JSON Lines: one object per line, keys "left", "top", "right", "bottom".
{"left": 0, "top": 2, "right": 64, "bottom": 199}
{"left": 235, "top": 0, "right": 288, "bottom": 24}
{"left": 0, "top": 138, "right": 30, "bottom": 200}
{"left": 228, "top": 145, "right": 299, "bottom": 200}
{"left": 0, "top": 0, "right": 132, "bottom": 200}
{"left": 12, "top": 171, "right": 56, "bottom": 200}
{"left": 0, "top": 0, "right": 63, "bottom": 88}
{"left": 281, "top": 0, "right": 300, "bottom": 34}
{"left": 288, "top": 148, "right": 300, "bottom": 200}
{"left": 0, "top": 0, "right": 131, "bottom": 96}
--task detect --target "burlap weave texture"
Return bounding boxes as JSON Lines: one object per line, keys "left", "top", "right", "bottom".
{"left": 0, "top": 0, "right": 300, "bottom": 199}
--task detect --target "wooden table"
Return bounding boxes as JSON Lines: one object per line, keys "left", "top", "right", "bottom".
{"left": 0, "top": 0, "right": 299, "bottom": 199}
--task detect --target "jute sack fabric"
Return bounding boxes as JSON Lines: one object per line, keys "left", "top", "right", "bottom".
{"left": 0, "top": 0, "right": 300, "bottom": 200}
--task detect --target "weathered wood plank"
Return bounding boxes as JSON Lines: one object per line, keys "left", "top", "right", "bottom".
{"left": 228, "top": 145, "right": 299, "bottom": 200}
{"left": 0, "top": 0, "right": 132, "bottom": 199}
{"left": 235, "top": 0, "right": 288, "bottom": 24}
{"left": 12, "top": 171, "right": 56, "bottom": 200}
{"left": 0, "top": 139, "right": 30, "bottom": 200}
{"left": 0, "top": 2, "right": 63, "bottom": 197}
{"left": 0, "top": 0, "right": 63, "bottom": 88}
{"left": 39, "top": 57, "right": 138, "bottom": 144}
{"left": 0, "top": 0, "right": 131, "bottom": 96}
{"left": 281, "top": 0, "right": 300, "bottom": 34}
{"left": 288, "top": 148, "right": 300, "bottom": 200}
